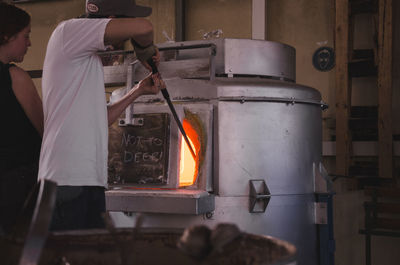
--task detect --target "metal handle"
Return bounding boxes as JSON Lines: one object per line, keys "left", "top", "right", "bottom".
{"left": 97, "top": 43, "right": 217, "bottom": 57}
{"left": 249, "top": 179, "right": 271, "bottom": 213}
{"left": 119, "top": 63, "right": 144, "bottom": 127}
{"left": 158, "top": 42, "right": 216, "bottom": 55}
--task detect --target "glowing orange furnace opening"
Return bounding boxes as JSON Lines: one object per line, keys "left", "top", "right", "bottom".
{"left": 179, "top": 119, "right": 200, "bottom": 187}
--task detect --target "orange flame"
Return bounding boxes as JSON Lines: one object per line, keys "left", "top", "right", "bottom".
{"left": 179, "top": 119, "right": 200, "bottom": 187}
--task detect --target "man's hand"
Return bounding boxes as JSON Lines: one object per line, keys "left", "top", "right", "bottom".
{"left": 107, "top": 73, "right": 165, "bottom": 126}
{"left": 135, "top": 73, "right": 165, "bottom": 96}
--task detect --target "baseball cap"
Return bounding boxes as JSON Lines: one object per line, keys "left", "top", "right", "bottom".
{"left": 86, "top": 0, "right": 152, "bottom": 18}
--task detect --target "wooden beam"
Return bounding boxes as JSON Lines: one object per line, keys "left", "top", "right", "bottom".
{"left": 364, "top": 202, "right": 400, "bottom": 214}
{"left": 175, "top": 0, "right": 185, "bottom": 41}
{"left": 335, "top": 0, "right": 352, "bottom": 179}
{"left": 365, "top": 187, "right": 400, "bottom": 198}
{"left": 377, "top": 0, "right": 393, "bottom": 178}
{"left": 252, "top": 0, "right": 266, "bottom": 40}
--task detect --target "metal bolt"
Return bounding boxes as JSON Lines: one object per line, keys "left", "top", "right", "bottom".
{"left": 205, "top": 212, "right": 214, "bottom": 219}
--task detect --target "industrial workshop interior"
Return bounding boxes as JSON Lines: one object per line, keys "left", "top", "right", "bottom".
{"left": 0, "top": 0, "right": 399, "bottom": 264}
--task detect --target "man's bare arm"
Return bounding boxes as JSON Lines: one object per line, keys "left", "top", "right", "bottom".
{"left": 104, "top": 18, "right": 153, "bottom": 48}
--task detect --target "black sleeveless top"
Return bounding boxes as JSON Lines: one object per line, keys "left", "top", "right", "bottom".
{"left": 0, "top": 62, "right": 41, "bottom": 171}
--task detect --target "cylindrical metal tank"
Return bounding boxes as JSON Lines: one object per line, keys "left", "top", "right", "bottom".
{"left": 106, "top": 39, "right": 327, "bottom": 265}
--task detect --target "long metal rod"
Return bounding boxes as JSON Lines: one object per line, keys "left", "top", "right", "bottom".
{"left": 147, "top": 58, "right": 196, "bottom": 159}
{"left": 161, "top": 89, "right": 196, "bottom": 159}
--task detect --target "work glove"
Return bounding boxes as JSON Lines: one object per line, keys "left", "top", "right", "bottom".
{"left": 132, "top": 40, "right": 157, "bottom": 64}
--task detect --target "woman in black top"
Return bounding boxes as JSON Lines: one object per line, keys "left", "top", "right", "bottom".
{"left": 0, "top": 3, "right": 43, "bottom": 235}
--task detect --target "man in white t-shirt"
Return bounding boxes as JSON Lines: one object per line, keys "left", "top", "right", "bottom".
{"left": 38, "top": 0, "right": 164, "bottom": 230}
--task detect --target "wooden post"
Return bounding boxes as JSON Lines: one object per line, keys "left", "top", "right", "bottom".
{"left": 175, "top": 0, "right": 185, "bottom": 41}
{"left": 378, "top": 0, "right": 393, "bottom": 178}
{"left": 335, "top": 0, "right": 352, "bottom": 184}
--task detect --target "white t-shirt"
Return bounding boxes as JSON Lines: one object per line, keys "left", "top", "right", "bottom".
{"left": 39, "top": 18, "right": 111, "bottom": 187}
